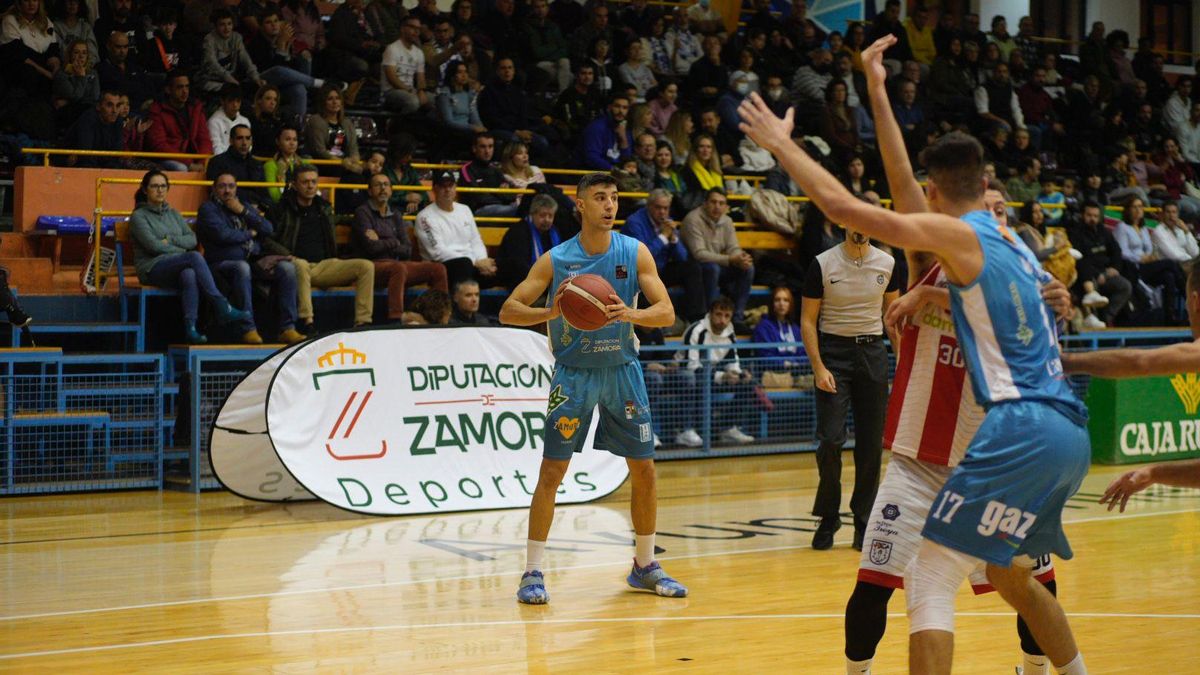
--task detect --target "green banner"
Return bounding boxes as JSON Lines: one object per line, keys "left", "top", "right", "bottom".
{"left": 1087, "top": 373, "right": 1200, "bottom": 464}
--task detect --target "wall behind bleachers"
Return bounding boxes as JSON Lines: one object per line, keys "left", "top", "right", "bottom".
{"left": 13, "top": 166, "right": 211, "bottom": 234}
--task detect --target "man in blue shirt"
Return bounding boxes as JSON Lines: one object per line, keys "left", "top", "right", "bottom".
{"left": 622, "top": 189, "right": 706, "bottom": 322}
{"left": 579, "top": 92, "right": 632, "bottom": 169}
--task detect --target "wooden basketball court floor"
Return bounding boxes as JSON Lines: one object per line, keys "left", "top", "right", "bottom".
{"left": 1, "top": 454, "right": 1197, "bottom": 673}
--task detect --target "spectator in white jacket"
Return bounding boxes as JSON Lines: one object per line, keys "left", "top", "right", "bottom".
{"left": 670, "top": 295, "right": 756, "bottom": 447}
{"left": 414, "top": 170, "right": 497, "bottom": 289}
{"left": 207, "top": 85, "right": 252, "bottom": 155}
{"left": 1152, "top": 202, "right": 1200, "bottom": 271}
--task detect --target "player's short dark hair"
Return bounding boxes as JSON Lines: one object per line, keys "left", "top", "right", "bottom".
{"left": 229, "top": 123, "right": 251, "bottom": 140}
{"left": 212, "top": 8, "right": 236, "bottom": 23}
{"left": 709, "top": 296, "right": 735, "bottom": 313}
{"left": 220, "top": 83, "right": 242, "bottom": 101}
{"left": 705, "top": 186, "right": 727, "bottom": 200}
{"left": 577, "top": 172, "right": 619, "bottom": 197}
{"left": 1081, "top": 199, "right": 1102, "bottom": 214}
{"left": 919, "top": 132, "right": 985, "bottom": 203}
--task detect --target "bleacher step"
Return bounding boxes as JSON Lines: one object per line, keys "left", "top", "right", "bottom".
{"left": 0, "top": 257, "right": 53, "bottom": 292}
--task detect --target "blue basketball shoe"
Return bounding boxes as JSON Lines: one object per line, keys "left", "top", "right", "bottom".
{"left": 516, "top": 570, "right": 549, "bottom": 604}
{"left": 627, "top": 560, "right": 688, "bottom": 597}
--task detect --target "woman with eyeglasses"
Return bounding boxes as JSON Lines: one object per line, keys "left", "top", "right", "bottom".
{"left": 128, "top": 170, "right": 252, "bottom": 343}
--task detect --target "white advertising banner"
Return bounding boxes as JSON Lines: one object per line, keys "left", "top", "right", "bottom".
{"left": 211, "top": 343, "right": 315, "bottom": 501}
{"left": 265, "top": 327, "right": 628, "bottom": 515}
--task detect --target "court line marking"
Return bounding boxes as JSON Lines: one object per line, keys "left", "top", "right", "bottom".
{"left": 0, "top": 485, "right": 803, "bottom": 547}
{"left": 3, "top": 611, "right": 1199, "bottom": 661}
{"left": 1, "top": 505, "right": 1195, "bottom": 623}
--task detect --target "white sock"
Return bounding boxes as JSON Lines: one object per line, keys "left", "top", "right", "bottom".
{"left": 1023, "top": 651, "right": 1048, "bottom": 674}
{"left": 845, "top": 657, "right": 872, "bottom": 674}
{"left": 635, "top": 533, "right": 655, "bottom": 568}
{"left": 525, "top": 539, "right": 546, "bottom": 573}
{"left": 1057, "top": 653, "right": 1086, "bottom": 675}
{"left": 312, "top": 78, "right": 325, "bottom": 88}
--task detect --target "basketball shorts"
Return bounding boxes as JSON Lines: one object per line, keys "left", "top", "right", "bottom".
{"left": 921, "top": 399, "right": 1091, "bottom": 567}
{"left": 858, "top": 454, "right": 1055, "bottom": 593}
{"left": 543, "top": 361, "right": 655, "bottom": 461}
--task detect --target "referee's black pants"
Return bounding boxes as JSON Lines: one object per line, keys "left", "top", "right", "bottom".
{"left": 811, "top": 334, "right": 889, "bottom": 527}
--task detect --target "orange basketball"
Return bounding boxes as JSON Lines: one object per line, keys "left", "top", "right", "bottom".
{"left": 560, "top": 274, "right": 616, "bottom": 331}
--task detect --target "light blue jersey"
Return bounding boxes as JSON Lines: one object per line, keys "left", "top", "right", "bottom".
{"left": 948, "top": 210, "right": 1082, "bottom": 414}
{"left": 548, "top": 232, "right": 641, "bottom": 368}
{"left": 923, "top": 210, "right": 1091, "bottom": 566}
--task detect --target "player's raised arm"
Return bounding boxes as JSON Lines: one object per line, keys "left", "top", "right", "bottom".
{"left": 500, "top": 253, "right": 563, "bottom": 326}
{"left": 737, "top": 93, "right": 980, "bottom": 281}
{"left": 863, "top": 36, "right": 927, "bottom": 217}
{"left": 1060, "top": 340, "right": 1200, "bottom": 379}
{"left": 862, "top": 35, "right": 935, "bottom": 284}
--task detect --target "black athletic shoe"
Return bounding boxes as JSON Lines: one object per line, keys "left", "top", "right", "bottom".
{"left": 812, "top": 517, "right": 841, "bottom": 550}
{"left": 852, "top": 520, "right": 866, "bottom": 551}
{"left": 5, "top": 306, "right": 31, "bottom": 328}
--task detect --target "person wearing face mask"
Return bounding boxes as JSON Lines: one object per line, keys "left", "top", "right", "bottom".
{"left": 761, "top": 74, "right": 792, "bottom": 116}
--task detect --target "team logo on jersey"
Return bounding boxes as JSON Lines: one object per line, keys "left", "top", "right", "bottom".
{"left": 869, "top": 540, "right": 892, "bottom": 565}
{"left": 615, "top": 265, "right": 628, "bottom": 279}
{"left": 555, "top": 416, "right": 581, "bottom": 439}
{"left": 1170, "top": 373, "right": 1200, "bottom": 415}
{"left": 876, "top": 274, "right": 885, "bottom": 285}
{"left": 625, "top": 400, "right": 636, "bottom": 419}
{"left": 547, "top": 385, "right": 570, "bottom": 414}
{"left": 882, "top": 503, "right": 900, "bottom": 521}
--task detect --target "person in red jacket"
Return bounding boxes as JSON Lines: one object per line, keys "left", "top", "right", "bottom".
{"left": 146, "top": 71, "right": 213, "bottom": 171}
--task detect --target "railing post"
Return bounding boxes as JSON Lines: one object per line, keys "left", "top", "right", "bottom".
{"left": 700, "top": 360, "right": 713, "bottom": 453}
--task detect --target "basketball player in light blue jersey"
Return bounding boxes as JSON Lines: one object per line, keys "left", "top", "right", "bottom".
{"left": 739, "top": 87, "right": 1090, "bottom": 673}
{"left": 499, "top": 173, "right": 686, "bottom": 605}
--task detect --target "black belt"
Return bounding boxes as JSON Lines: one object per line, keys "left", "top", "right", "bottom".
{"left": 820, "top": 332, "right": 884, "bottom": 345}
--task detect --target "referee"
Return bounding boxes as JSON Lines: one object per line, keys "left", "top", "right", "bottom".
{"left": 801, "top": 223, "right": 901, "bottom": 551}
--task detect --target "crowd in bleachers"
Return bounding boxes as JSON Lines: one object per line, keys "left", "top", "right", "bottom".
{"left": 4, "top": 0, "right": 1200, "bottom": 340}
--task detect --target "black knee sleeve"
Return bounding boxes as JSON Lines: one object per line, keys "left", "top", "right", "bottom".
{"left": 844, "top": 581, "right": 895, "bottom": 661}
{"left": 1016, "top": 578, "right": 1057, "bottom": 655}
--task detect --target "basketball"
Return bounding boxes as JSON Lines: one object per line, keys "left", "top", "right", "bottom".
{"left": 559, "top": 274, "right": 616, "bottom": 331}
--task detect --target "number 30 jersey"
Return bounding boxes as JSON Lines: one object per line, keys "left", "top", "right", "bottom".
{"left": 883, "top": 263, "right": 982, "bottom": 468}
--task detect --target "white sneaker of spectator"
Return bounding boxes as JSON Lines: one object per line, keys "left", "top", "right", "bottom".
{"left": 721, "top": 426, "right": 755, "bottom": 444}
{"left": 1082, "top": 314, "right": 1106, "bottom": 329}
{"left": 1081, "top": 290, "right": 1109, "bottom": 308}
{"left": 674, "top": 429, "right": 703, "bottom": 448}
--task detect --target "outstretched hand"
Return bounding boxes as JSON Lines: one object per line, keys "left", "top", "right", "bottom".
{"left": 861, "top": 35, "right": 896, "bottom": 88}
{"left": 737, "top": 92, "right": 795, "bottom": 154}
{"left": 1099, "top": 468, "right": 1154, "bottom": 512}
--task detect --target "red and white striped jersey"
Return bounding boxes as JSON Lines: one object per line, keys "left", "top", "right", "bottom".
{"left": 882, "top": 264, "right": 984, "bottom": 467}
